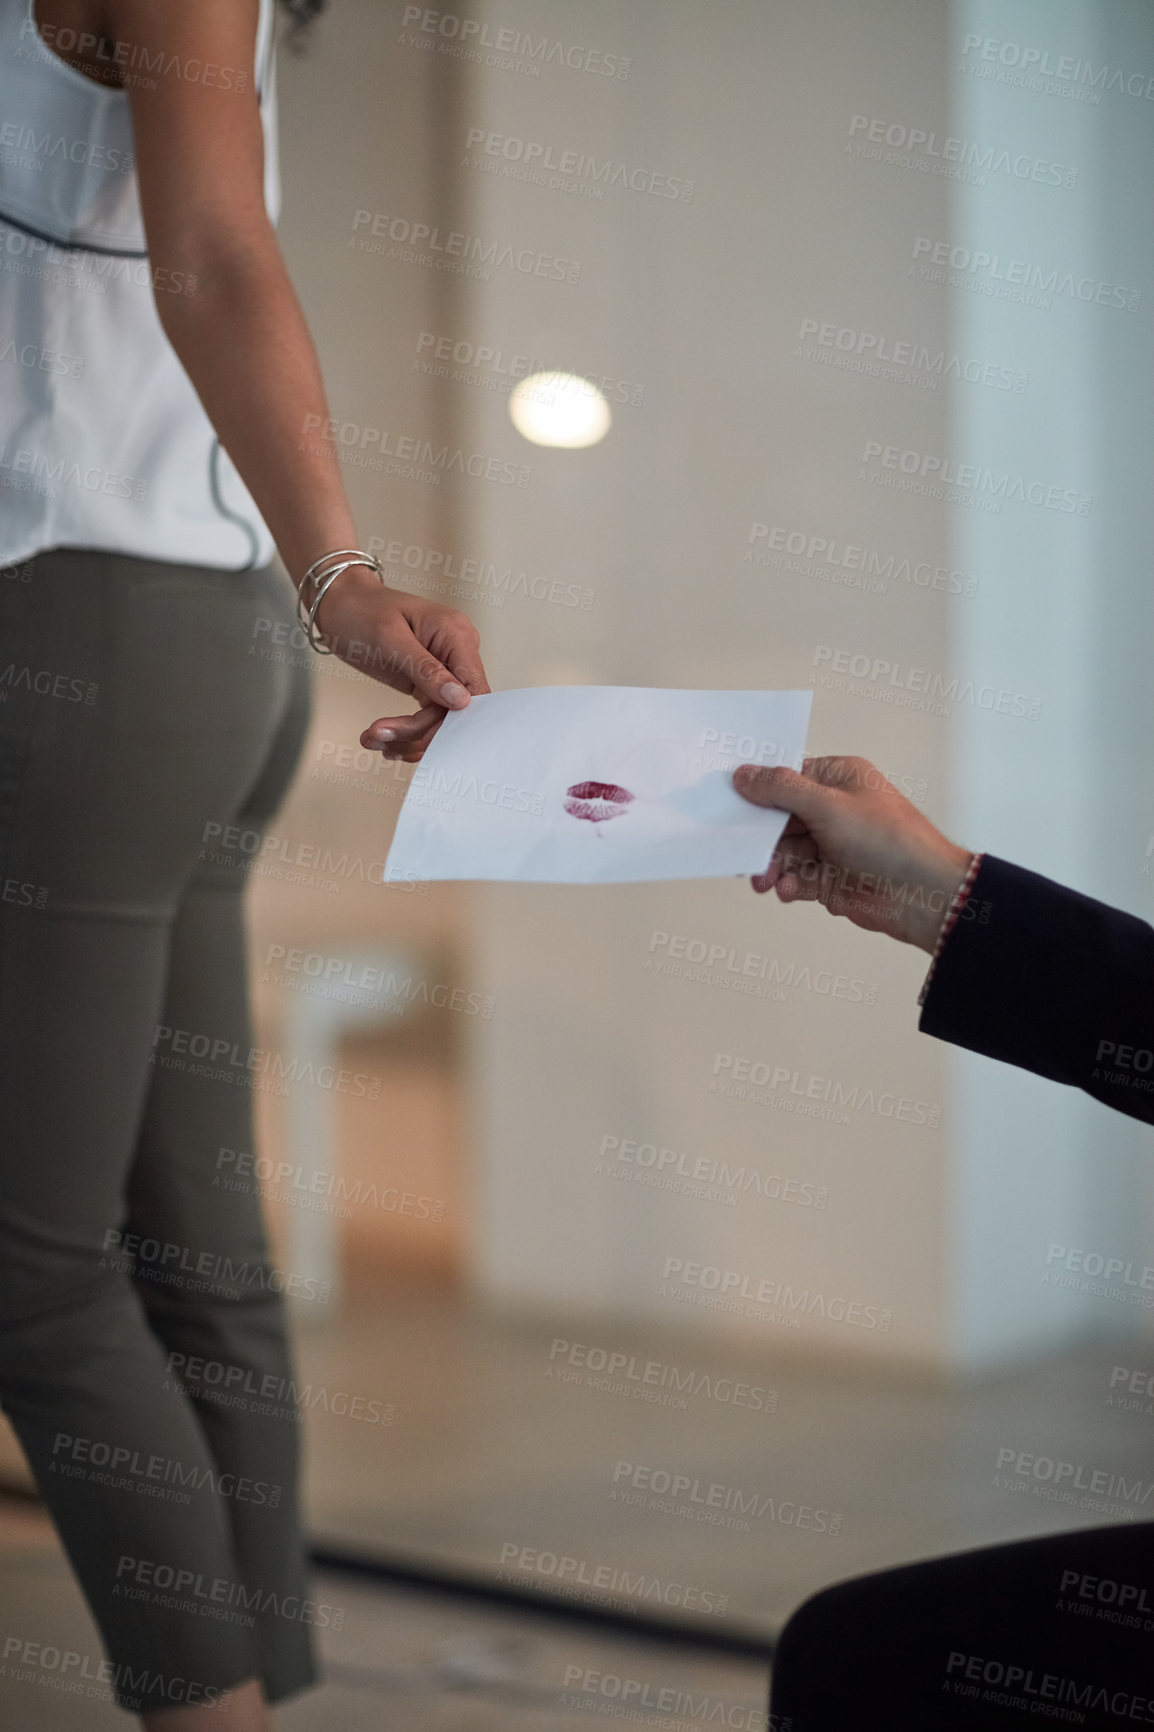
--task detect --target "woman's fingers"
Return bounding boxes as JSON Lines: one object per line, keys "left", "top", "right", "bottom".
{"left": 403, "top": 639, "right": 472, "bottom": 711}
{"left": 317, "top": 587, "right": 491, "bottom": 760}
{"left": 401, "top": 605, "right": 489, "bottom": 704}
{"left": 341, "top": 610, "right": 471, "bottom": 710}
{"left": 356, "top": 638, "right": 487, "bottom": 762}
{"left": 360, "top": 703, "right": 443, "bottom": 756}
{"left": 438, "top": 618, "right": 490, "bottom": 696}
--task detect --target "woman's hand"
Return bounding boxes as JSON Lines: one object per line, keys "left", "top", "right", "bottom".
{"left": 733, "top": 755, "right": 973, "bottom": 952}
{"left": 106, "top": 0, "right": 488, "bottom": 763}
{"left": 310, "top": 569, "right": 490, "bottom": 761}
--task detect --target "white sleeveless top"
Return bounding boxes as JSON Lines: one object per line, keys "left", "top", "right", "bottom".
{"left": 0, "top": 0, "right": 279, "bottom": 570}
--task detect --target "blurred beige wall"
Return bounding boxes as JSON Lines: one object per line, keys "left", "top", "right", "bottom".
{"left": 454, "top": 0, "right": 957, "bottom": 1368}
{"left": 445, "top": 0, "right": 1154, "bottom": 1372}
{"left": 255, "top": 0, "right": 1154, "bottom": 1372}
{"left": 246, "top": 0, "right": 480, "bottom": 1298}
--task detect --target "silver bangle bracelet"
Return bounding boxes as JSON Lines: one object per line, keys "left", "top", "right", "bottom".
{"left": 295, "top": 548, "right": 386, "bottom": 655}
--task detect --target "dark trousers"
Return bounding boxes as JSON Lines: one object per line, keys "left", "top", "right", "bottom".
{"left": 0, "top": 548, "right": 315, "bottom": 1712}
{"left": 770, "top": 1522, "right": 1154, "bottom": 1729}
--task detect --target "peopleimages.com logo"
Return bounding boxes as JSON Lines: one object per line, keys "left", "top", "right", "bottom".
{"left": 797, "top": 317, "right": 1026, "bottom": 392}
{"left": 496, "top": 1543, "right": 728, "bottom": 1615}
{"left": 747, "top": 522, "right": 979, "bottom": 596}
{"left": 846, "top": 112, "right": 1077, "bottom": 188}
{"left": 1108, "top": 1365, "right": 1154, "bottom": 1418}
{"left": 597, "top": 1133, "right": 829, "bottom": 1210}
{"left": 910, "top": 236, "right": 1140, "bottom": 311}
{"left": 710, "top": 1052, "right": 940, "bottom": 1126}
{"left": 545, "top": 1337, "right": 777, "bottom": 1412}
{"left": 559, "top": 1668, "right": 778, "bottom": 1732}
{"left": 400, "top": 8, "right": 631, "bottom": 79}
{"left": 660, "top": 1259, "right": 892, "bottom": 1332}
{"left": 943, "top": 1650, "right": 1154, "bottom": 1721}
{"left": 350, "top": 207, "right": 582, "bottom": 283}
{"left": 812, "top": 644, "right": 1043, "bottom": 721}
{"left": 993, "top": 1444, "right": 1154, "bottom": 1522}
{"left": 463, "top": 128, "right": 693, "bottom": 201}
{"left": 611, "top": 1459, "right": 842, "bottom": 1537}
{"left": 960, "top": 33, "right": 1154, "bottom": 102}
{"left": 859, "top": 440, "right": 1091, "bottom": 514}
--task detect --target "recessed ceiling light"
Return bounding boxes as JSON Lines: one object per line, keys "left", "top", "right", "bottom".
{"left": 509, "top": 371, "right": 612, "bottom": 448}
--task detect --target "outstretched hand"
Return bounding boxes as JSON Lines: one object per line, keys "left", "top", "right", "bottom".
{"left": 733, "top": 756, "right": 973, "bottom": 953}
{"left": 311, "top": 570, "right": 490, "bottom": 762}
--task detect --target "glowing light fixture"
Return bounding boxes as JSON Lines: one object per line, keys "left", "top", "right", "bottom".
{"left": 508, "top": 370, "right": 612, "bottom": 448}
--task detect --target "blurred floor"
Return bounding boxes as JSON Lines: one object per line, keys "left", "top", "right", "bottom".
{"left": 1, "top": 1295, "right": 1149, "bottom": 1723}
{"left": 0, "top": 1499, "right": 767, "bottom": 1729}
{"left": 294, "top": 1296, "right": 1154, "bottom": 1633}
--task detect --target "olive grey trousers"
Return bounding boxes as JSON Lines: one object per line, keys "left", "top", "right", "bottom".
{"left": 0, "top": 547, "right": 316, "bottom": 1713}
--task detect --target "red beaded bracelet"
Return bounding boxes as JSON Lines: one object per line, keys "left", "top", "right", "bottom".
{"left": 917, "top": 852, "right": 983, "bottom": 1007}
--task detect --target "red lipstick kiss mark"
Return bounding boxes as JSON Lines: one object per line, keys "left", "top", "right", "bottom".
{"left": 564, "top": 781, "right": 634, "bottom": 823}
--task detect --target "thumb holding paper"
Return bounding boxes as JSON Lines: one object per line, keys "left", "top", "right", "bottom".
{"left": 358, "top": 592, "right": 491, "bottom": 760}
{"left": 733, "top": 756, "right": 973, "bottom": 951}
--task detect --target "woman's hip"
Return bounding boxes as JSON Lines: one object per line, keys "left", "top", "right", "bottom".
{"left": 0, "top": 546, "right": 312, "bottom": 916}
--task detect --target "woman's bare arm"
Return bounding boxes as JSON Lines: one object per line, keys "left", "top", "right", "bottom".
{"left": 101, "top": 0, "right": 487, "bottom": 756}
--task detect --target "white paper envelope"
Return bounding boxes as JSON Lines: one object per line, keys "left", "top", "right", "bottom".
{"left": 383, "top": 686, "right": 812, "bottom": 885}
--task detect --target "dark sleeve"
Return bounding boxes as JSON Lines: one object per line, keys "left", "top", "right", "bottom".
{"left": 918, "top": 854, "right": 1154, "bottom": 1126}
